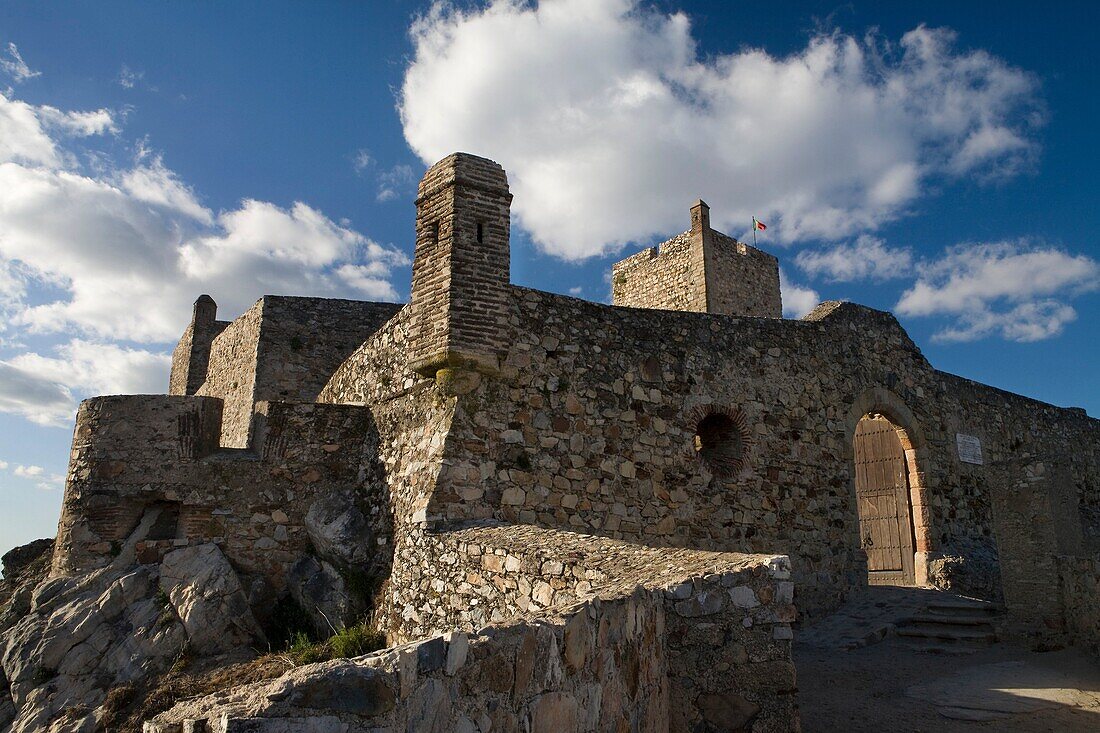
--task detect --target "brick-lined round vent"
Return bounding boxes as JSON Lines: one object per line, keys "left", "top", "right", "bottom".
{"left": 690, "top": 406, "right": 750, "bottom": 478}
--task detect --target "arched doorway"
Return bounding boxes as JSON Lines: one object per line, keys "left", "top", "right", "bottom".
{"left": 854, "top": 413, "right": 917, "bottom": 585}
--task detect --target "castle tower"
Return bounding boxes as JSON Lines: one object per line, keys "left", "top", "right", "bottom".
{"left": 407, "top": 153, "right": 513, "bottom": 377}
{"left": 169, "top": 294, "right": 223, "bottom": 395}
{"left": 612, "top": 202, "right": 782, "bottom": 318}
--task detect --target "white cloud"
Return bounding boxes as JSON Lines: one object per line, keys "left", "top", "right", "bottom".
{"left": 779, "top": 269, "right": 820, "bottom": 318}
{"left": 9, "top": 340, "right": 171, "bottom": 396}
{"left": 0, "top": 361, "right": 74, "bottom": 426}
{"left": 0, "top": 88, "right": 410, "bottom": 426}
{"left": 568, "top": 286, "right": 583, "bottom": 296}
{"left": 121, "top": 154, "right": 213, "bottom": 225}
{"left": 376, "top": 164, "right": 415, "bottom": 202}
{"left": 13, "top": 464, "right": 43, "bottom": 477}
{"left": 795, "top": 235, "right": 913, "bottom": 282}
{"left": 401, "top": 1, "right": 1041, "bottom": 260}
{"left": 896, "top": 241, "right": 1099, "bottom": 342}
{"left": 353, "top": 149, "right": 373, "bottom": 174}
{"left": 117, "top": 65, "right": 143, "bottom": 89}
{"left": 36, "top": 105, "right": 118, "bottom": 137}
{"left": 0, "top": 93, "right": 409, "bottom": 346}
{"left": 37, "top": 473, "right": 65, "bottom": 491}
{"left": 0, "top": 460, "right": 8, "bottom": 470}
{"left": 0, "top": 340, "right": 170, "bottom": 426}
{"left": 1, "top": 43, "right": 40, "bottom": 84}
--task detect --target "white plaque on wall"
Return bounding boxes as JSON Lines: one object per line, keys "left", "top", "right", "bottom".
{"left": 956, "top": 433, "right": 983, "bottom": 465}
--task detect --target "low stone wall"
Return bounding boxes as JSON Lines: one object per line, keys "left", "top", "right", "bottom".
{"left": 383, "top": 524, "right": 795, "bottom": 645}
{"left": 1058, "top": 555, "right": 1100, "bottom": 658}
{"left": 51, "top": 396, "right": 384, "bottom": 622}
{"left": 146, "top": 553, "right": 798, "bottom": 733}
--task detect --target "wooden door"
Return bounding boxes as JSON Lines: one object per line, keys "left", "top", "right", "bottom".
{"left": 854, "top": 415, "right": 915, "bottom": 585}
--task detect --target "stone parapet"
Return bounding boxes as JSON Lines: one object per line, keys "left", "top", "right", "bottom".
{"left": 146, "top": 540, "right": 798, "bottom": 733}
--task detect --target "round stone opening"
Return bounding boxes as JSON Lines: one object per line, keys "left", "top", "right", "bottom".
{"left": 694, "top": 412, "right": 745, "bottom": 477}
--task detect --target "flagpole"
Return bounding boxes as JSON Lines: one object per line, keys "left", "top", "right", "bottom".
{"left": 752, "top": 218, "right": 757, "bottom": 247}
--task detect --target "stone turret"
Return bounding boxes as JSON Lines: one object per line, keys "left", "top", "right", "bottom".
{"left": 169, "top": 294, "right": 225, "bottom": 396}
{"left": 407, "top": 153, "right": 513, "bottom": 378}
{"left": 612, "top": 202, "right": 783, "bottom": 318}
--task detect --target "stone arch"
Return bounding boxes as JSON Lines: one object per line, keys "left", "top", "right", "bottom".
{"left": 845, "top": 387, "right": 933, "bottom": 585}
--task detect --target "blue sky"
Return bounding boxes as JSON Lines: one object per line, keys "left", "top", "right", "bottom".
{"left": 0, "top": 0, "right": 1097, "bottom": 555}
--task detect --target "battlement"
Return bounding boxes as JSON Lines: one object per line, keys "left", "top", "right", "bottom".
{"left": 612, "top": 200, "right": 782, "bottom": 318}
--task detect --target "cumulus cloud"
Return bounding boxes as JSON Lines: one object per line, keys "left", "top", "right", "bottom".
{"left": 0, "top": 340, "right": 171, "bottom": 426}
{"left": 13, "top": 464, "right": 43, "bottom": 477}
{"left": 0, "top": 93, "right": 410, "bottom": 346}
{"left": 401, "top": 0, "right": 1042, "bottom": 260}
{"left": 0, "top": 88, "right": 410, "bottom": 426}
{"left": 795, "top": 235, "right": 913, "bottom": 282}
{"left": 896, "top": 241, "right": 1099, "bottom": 342}
{"left": 1, "top": 43, "right": 40, "bottom": 84}
{"left": 779, "top": 269, "right": 820, "bottom": 318}
{"left": 0, "top": 361, "right": 74, "bottom": 426}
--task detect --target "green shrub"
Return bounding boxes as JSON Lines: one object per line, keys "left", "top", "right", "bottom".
{"left": 282, "top": 623, "right": 386, "bottom": 665}
{"left": 329, "top": 623, "right": 386, "bottom": 659}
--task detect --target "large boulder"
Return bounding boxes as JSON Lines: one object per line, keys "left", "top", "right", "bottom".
{"left": 288, "top": 556, "right": 354, "bottom": 635}
{"left": 304, "top": 494, "right": 373, "bottom": 569}
{"left": 158, "top": 543, "right": 266, "bottom": 655}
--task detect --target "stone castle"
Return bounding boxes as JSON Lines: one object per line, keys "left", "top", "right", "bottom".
{"left": 2, "top": 153, "right": 1098, "bottom": 732}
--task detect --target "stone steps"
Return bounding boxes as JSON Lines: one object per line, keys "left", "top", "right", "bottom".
{"left": 896, "top": 596, "right": 1003, "bottom": 647}
{"left": 896, "top": 622, "right": 998, "bottom": 643}
{"left": 907, "top": 613, "right": 998, "bottom": 626}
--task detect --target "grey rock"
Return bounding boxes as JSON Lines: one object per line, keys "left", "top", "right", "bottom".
{"left": 159, "top": 543, "right": 264, "bottom": 655}
{"left": 305, "top": 495, "right": 372, "bottom": 569}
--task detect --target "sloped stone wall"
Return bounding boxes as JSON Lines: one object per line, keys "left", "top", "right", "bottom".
{"left": 147, "top": 551, "right": 798, "bottom": 733}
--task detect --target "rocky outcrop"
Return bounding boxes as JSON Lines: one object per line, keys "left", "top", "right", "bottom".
{"left": 0, "top": 539, "right": 53, "bottom": 637}
{"left": 1, "top": 564, "right": 184, "bottom": 732}
{"left": 0, "top": 533, "right": 264, "bottom": 732}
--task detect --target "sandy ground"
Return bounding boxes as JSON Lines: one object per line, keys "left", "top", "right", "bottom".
{"left": 794, "top": 637, "right": 1100, "bottom": 732}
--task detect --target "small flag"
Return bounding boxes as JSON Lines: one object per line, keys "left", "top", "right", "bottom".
{"left": 752, "top": 217, "right": 767, "bottom": 231}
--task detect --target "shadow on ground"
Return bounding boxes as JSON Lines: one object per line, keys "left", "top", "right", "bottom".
{"left": 793, "top": 587, "right": 1100, "bottom": 732}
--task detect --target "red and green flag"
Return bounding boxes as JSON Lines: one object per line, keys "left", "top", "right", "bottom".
{"left": 752, "top": 216, "right": 767, "bottom": 231}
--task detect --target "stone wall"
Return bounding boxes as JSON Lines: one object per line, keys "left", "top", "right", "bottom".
{"left": 1057, "top": 554, "right": 1100, "bottom": 658}
{"left": 612, "top": 231, "right": 706, "bottom": 313}
{"left": 50, "top": 394, "right": 387, "bottom": 626}
{"left": 188, "top": 296, "right": 400, "bottom": 447}
{"left": 147, "top": 550, "right": 798, "bottom": 733}
{"left": 705, "top": 230, "right": 783, "bottom": 318}
{"left": 168, "top": 295, "right": 229, "bottom": 396}
{"left": 320, "top": 284, "right": 1099, "bottom": 619}
{"left": 197, "top": 301, "right": 264, "bottom": 447}
{"left": 252, "top": 297, "right": 402, "bottom": 405}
